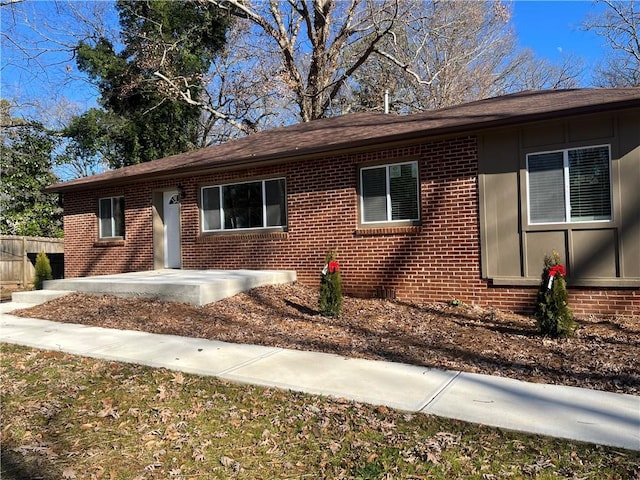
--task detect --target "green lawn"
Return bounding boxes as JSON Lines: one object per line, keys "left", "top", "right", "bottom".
{"left": 1, "top": 343, "right": 637, "bottom": 479}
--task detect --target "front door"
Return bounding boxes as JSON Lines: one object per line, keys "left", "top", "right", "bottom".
{"left": 163, "top": 190, "right": 181, "bottom": 268}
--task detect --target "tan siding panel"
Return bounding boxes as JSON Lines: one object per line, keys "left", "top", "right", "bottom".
{"left": 524, "top": 231, "right": 567, "bottom": 278}
{"left": 568, "top": 115, "right": 614, "bottom": 142}
{"left": 522, "top": 122, "right": 564, "bottom": 148}
{"left": 571, "top": 229, "right": 618, "bottom": 278}
{"left": 617, "top": 111, "right": 640, "bottom": 278}
{"left": 478, "top": 132, "right": 521, "bottom": 278}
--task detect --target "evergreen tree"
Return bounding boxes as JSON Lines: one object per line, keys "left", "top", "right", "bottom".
{"left": 34, "top": 251, "right": 53, "bottom": 290}
{"left": 319, "top": 250, "right": 343, "bottom": 317}
{"left": 534, "top": 252, "right": 576, "bottom": 338}
{"left": 0, "top": 104, "right": 62, "bottom": 237}
{"left": 66, "top": 0, "right": 229, "bottom": 168}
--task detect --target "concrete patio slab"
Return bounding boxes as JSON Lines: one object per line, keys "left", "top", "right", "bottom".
{"left": 31, "top": 269, "right": 297, "bottom": 306}
{"left": 220, "top": 349, "right": 460, "bottom": 411}
{"left": 11, "top": 290, "right": 75, "bottom": 305}
{"left": 423, "top": 371, "right": 640, "bottom": 451}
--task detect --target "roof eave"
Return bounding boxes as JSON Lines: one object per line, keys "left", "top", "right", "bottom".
{"left": 46, "top": 95, "right": 640, "bottom": 194}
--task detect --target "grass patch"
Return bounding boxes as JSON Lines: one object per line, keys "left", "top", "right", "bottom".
{"left": 1, "top": 343, "right": 638, "bottom": 479}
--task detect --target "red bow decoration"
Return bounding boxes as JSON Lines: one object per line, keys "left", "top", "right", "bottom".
{"left": 328, "top": 260, "right": 340, "bottom": 274}
{"left": 546, "top": 264, "right": 566, "bottom": 289}
{"left": 548, "top": 265, "right": 566, "bottom": 278}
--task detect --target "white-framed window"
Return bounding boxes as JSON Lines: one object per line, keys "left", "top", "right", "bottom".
{"left": 98, "top": 196, "right": 125, "bottom": 238}
{"left": 526, "top": 145, "right": 612, "bottom": 224}
{"left": 201, "top": 178, "right": 286, "bottom": 232}
{"left": 360, "top": 161, "right": 420, "bottom": 223}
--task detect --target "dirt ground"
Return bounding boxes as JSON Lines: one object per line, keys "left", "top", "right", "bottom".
{"left": 10, "top": 282, "right": 639, "bottom": 395}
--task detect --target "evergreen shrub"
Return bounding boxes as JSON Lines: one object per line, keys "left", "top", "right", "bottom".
{"left": 534, "top": 252, "right": 576, "bottom": 338}
{"left": 34, "top": 251, "right": 53, "bottom": 290}
{"left": 319, "top": 250, "right": 343, "bottom": 317}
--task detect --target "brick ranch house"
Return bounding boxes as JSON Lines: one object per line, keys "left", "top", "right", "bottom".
{"left": 47, "top": 88, "right": 640, "bottom": 316}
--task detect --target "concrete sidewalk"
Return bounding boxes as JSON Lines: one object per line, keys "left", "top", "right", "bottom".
{"left": 1, "top": 303, "right": 638, "bottom": 451}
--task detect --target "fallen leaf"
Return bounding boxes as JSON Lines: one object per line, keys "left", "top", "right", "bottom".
{"left": 62, "top": 467, "right": 76, "bottom": 479}
{"left": 220, "top": 455, "right": 235, "bottom": 468}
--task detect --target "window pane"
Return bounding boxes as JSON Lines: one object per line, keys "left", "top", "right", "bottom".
{"left": 528, "top": 152, "right": 566, "bottom": 223}
{"left": 569, "top": 146, "right": 611, "bottom": 222}
{"left": 202, "top": 187, "right": 221, "bottom": 231}
{"left": 223, "top": 182, "right": 263, "bottom": 229}
{"left": 390, "top": 163, "right": 419, "bottom": 220}
{"left": 265, "top": 179, "right": 286, "bottom": 227}
{"left": 362, "top": 167, "right": 387, "bottom": 222}
{"left": 113, "top": 197, "right": 125, "bottom": 237}
{"left": 99, "top": 198, "right": 113, "bottom": 237}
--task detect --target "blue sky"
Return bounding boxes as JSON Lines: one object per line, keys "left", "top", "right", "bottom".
{"left": 512, "top": 1, "right": 605, "bottom": 63}
{"left": 1, "top": 0, "right": 609, "bottom": 122}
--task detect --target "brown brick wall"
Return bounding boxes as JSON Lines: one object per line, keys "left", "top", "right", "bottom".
{"left": 62, "top": 135, "right": 639, "bottom": 316}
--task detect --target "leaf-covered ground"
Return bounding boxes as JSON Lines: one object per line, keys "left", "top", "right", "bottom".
{"left": 11, "top": 283, "right": 639, "bottom": 395}
{"left": 2, "top": 343, "right": 639, "bottom": 480}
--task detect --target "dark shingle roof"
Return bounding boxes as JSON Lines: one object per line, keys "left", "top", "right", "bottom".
{"left": 48, "top": 88, "right": 640, "bottom": 192}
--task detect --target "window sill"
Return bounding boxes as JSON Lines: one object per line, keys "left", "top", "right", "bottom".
{"left": 197, "top": 229, "right": 288, "bottom": 242}
{"left": 355, "top": 226, "right": 421, "bottom": 236}
{"left": 524, "top": 220, "right": 617, "bottom": 231}
{"left": 94, "top": 239, "right": 125, "bottom": 247}
{"left": 490, "top": 277, "right": 640, "bottom": 288}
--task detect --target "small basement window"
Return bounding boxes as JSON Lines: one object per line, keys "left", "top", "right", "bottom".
{"left": 201, "top": 178, "right": 287, "bottom": 232}
{"left": 527, "top": 145, "right": 612, "bottom": 224}
{"left": 98, "top": 196, "right": 125, "bottom": 238}
{"left": 360, "top": 161, "right": 420, "bottom": 223}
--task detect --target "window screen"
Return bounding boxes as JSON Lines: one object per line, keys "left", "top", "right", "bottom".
{"left": 202, "top": 186, "right": 221, "bottom": 231}
{"left": 390, "top": 163, "right": 419, "bottom": 221}
{"left": 99, "top": 196, "right": 125, "bottom": 238}
{"left": 527, "top": 145, "right": 611, "bottom": 225}
{"left": 528, "top": 152, "right": 566, "bottom": 223}
{"left": 361, "top": 167, "right": 388, "bottom": 222}
{"left": 569, "top": 147, "right": 611, "bottom": 222}
{"left": 265, "top": 179, "right": 286, "bottom": 227}
{"left": 201, "top": 179, "right": 286, "bottom": 231}
{"left": 361, "top": 161, "right": 419, "bottom": 223}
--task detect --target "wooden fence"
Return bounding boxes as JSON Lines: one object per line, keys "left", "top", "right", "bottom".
{"left": 0, "top": 235, "right": 64, "bottom": 287}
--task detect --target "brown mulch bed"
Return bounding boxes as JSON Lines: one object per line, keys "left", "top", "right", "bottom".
{"left": 10, "top": 283, "right": 640, "bottom": 395}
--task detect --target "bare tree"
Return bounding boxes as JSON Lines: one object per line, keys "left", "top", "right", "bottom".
{"left": 180, "top": 0, "right": 402, "bottom": 122}
{"left": 345, "top": 1, "right": 582, "bottom": 113}
{"left": 499, "top": 50, "right": 583, "bottom": 92}
{"left": 1, "top": 0, "right": 118, "bottom": 115}
{"left": 194, "top": 20, "right": 294, "bottom": 145}
{"left": 183, "top": 0, "right": 530, "bottom": 120}
{"left": 583, "top": 0, "right": 640, "bottom": 87}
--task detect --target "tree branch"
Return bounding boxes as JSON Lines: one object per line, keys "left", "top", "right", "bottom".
{"left": 153, "top": 71, "right": 250, "bottom": 134}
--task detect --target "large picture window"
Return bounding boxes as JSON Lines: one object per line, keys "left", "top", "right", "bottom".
{"left": 99, "top": 196, "right": 125, "bottom": 238}
{"left": 360, "top": 161, "right": 420, "bottom": 223}
{"left": 527, "top": 145, "right": 612, "bottom": 224}
{"left": 201, "top": 178, "right": 286, "bottom": 232}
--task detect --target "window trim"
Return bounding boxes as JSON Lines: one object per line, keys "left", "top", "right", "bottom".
{"left": 98, "top": 196, "right": 125, "bottom": 239}
{"left": 525, "top": 144, "right": 612, "bottom": 226}
{"left": 200, "top": 177, "right": 287, "bottom": 233}
{"left": 359, "top": 160, "right": 421, "bottom": 225}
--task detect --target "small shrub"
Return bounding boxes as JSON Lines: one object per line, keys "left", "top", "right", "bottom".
{"left": 33, "top": 251, "right": 53, "bottom": 290}
{"left": 449, "top": 298, "right": 467, "bottom": 308}
{"left": 319, "top": 250, "right": 343, "bottom": 317}
{"left": 534, "top": 252, "right": 576, "bottom": 338}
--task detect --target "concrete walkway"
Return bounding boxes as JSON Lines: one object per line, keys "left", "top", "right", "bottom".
{"left": 1, "top": 302, "right": 638, "bottom": 451}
